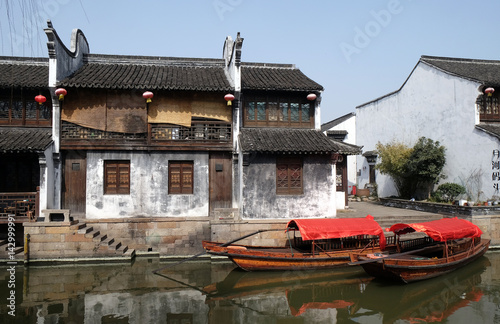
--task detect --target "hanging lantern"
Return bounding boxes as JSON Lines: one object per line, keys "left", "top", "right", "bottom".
{"left": 55, "top": 88, "right": 67, "bottom": 101}
{"left": 485, "top": 87, "right": 495, "bottom": 97}
{"left": 35, "top": 95, "right": 46, "bottom": 105}
{"left": 307, "top": 93, "right": 317, "bottom": 101}
{"left": 143, "top": 91, "right": 154, "bottom": 103}
{"left": 224, "top": 93, "right": 235, "bottom": 106}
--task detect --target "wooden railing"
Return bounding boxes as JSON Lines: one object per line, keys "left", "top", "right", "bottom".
{"left": 293, "top": 235, "right": 386, "bottom": 252}
{"left": 398, "top": 236, "right": 434, "bottom": 251}
{"left": 0, "top": 188, "right": 39, "bottom": 221}
{"left": 61, "top": 121, "right": 232, "bottom": 148}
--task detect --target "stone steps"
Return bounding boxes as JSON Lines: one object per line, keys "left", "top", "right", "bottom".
{"left": 75, "top": 222, "right": 133, "bottom": 258}
{"left": 0, "top": 241, "right": 24, "bottom": 259}
{"left": 16, "top": 219, "right": 136, "bottom": 262}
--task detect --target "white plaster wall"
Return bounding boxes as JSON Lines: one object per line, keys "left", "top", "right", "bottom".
{"left": 327, "top": 115, "right": 357, "bottom": 195}
{"left": 357, "top": 62, "right": 499, "bottom": 200}
{"left": 44, "top": 145, "right": 55, "bottom": 209}
{"left": 85, "top": 151, "right": 209, "bottom": 219}
{"left": 241, "top": 155, "right": 336, "bottom": 219}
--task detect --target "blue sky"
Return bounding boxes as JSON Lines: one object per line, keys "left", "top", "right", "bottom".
{"left": 2, "top": 0, "right": 500, "bottom": 123}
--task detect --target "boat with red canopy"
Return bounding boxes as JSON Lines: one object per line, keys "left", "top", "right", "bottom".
{"left": 202, "top": 216, "right": 431, "bottom": 271}
{"left": 351, "top": 217, "right": 490, "bottom": 283}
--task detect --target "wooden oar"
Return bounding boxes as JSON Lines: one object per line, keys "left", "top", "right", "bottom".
{"left": 348, "top": 245, "right": 440, "bottom": 266}
{"left": 152, "top": 229, "right": 281, "bottom": 274}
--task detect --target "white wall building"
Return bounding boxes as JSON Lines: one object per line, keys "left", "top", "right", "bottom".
{"left": 322, "top": 112, "right": 360, "bottom": 208}
{"left": 356, "top": 55, "right": 500, "bottom": 202}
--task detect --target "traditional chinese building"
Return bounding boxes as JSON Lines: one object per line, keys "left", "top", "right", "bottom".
{"left": 2, "top": 21, "right": 359, "bottom": 258}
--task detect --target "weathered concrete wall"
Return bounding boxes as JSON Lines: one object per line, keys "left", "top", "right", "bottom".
{"left": 356, "top": 62, "right": 499, "bottom": 200}
{"left": 241, "top": 154, "right": 336, "bottom": 219}
{"left": 86, "top": 151, "right": 209, "bottom": 219}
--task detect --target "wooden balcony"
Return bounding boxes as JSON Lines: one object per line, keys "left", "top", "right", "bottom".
{"left": 61, "top": 121, "right": 233, "bottom": 151}
{"left": 0, "top": 189, "right": 39, "bottom": 223}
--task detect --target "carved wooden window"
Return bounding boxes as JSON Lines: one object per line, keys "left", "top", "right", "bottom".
{"left": 244, "top": 94, "right": 314, "bottom": 128}
{"left": 104, "top": 161, "right": 130, "bottom": 195}
{"left": 276, "top": 157, "right": 303, "bottom": 195}
{"left": 478, "top": 92, "right": 500, "bottom": 121}
{"left": 0, "top": 90, "right": 52, "bottom": 126}
{"left": 169, "top": 161, "right": 194, "bottom": 194}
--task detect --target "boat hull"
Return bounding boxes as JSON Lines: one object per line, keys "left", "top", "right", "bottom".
{"left": 202, "top": 240, "right": 390, "bottom": 271}
{"left": 359, "top": 239, "right": 490, "bottom": 283}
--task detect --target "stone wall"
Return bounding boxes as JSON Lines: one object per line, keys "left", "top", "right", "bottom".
{"left": 210, "top": 219, "right": 289, "bottom": 246}
{"left": 380, "top": 198, "right": 500, "bottom": 216}
{"left": 86, "top": 217, "right": 211, "bottom": 256}
{"left": 23, "top": 220, "right": 134, "bottom": 262}
{"left": 472, "top": 215, "right": 500, "bottom": 247}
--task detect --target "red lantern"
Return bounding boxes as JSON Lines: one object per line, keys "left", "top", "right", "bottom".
{"left": 143, "top": 91, "right": 154, "bottom": 103}
{"left": 307, "top": 93, "right": 317, "bottom": 101}
{"left": 485, "top": 87, "right": 495, "bottom": 97}
{"left": 35, "top": 95, "right": 46, "bottom": 105}
{"left": 55, "top": 88, "right": 67, "bottom": 101}
{"left": 224, "top": 93, "right": 235, "bottom": 106}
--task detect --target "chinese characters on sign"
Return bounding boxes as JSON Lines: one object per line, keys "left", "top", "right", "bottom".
{"left": 493, "top": 149, "right": 500, "bottom": 193}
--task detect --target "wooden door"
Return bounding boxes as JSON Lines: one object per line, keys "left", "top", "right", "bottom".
{"left": 63, "top": 151, "right": 86, "bottom": 215}
{"left": 209, "top": 152, "right": 232, "bottom": 213}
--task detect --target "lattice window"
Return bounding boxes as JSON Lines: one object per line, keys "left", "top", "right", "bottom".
{"left": 276, "top": 157, "right": 303, "bottom": 195}
{"left": 244, "top": 95, "right": 314, "bottom": 127}
{"left": 169, "top": 161, "right": 193, "bottom": 194}
{"left": 280, "top": 102, "right": 289, "bottom": 121}
{"left": 268, "top": 101, "right": 278, "bottom": 121}
{"left": 301, "top": 103, "right": 310, "bottom": 122}
{"left": 0, "top": 100, "right": 9, "bottom": 118}
{"left": 478, "top": 93, "right": 500, "bottom": 121}
{"left": 257, "top": 101, "right": 266, "bottom": 121}
{"left": 104, "top": 161, "right": 130, "bottom": 195}
{"left": 12, "top": 101, "right": 23, "bottom": 119}
{"left": 0, "top": 90, "right": 52, "bottom": 125}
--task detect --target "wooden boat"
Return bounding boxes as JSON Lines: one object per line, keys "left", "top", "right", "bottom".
{"left": 202, "top": 216, "right": 432, "bottom": 271}
{"left": 351, "top": 217, "right": 490, "bottom": 283}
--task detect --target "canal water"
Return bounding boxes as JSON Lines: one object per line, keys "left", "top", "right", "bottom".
{"left": 1, "top": 251, "right": 500, "bottom": 323}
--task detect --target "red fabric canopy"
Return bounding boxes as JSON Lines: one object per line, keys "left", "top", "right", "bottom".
{"left": 286, "top": 215, "right": 386, "bottom": 249}
{"left": 388, "top": 217, "right": 482, "bottom": 242}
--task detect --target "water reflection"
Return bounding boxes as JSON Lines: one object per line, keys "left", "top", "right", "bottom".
{"left": 0, "top": 252, "right": 499, "bottom": 323}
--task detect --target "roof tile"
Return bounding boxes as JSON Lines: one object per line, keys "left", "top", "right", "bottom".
{"left": 0, "top": 127, "right": 52, "bottom": 152}
{"left": 239, "top": 128, "right": 361, "bottom": 154}
{"left": 421, "top": 56, "right": 500, "bottom": 86}
{"left": 241, "top": 64, "right": 323, "bottom": 91}
{"left": 0, "top": 57, "right": 48, "bottom": 88}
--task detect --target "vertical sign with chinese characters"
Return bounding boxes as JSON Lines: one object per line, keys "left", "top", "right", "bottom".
{"left": 493, "top": 149, "right": 500, "bottom": 193}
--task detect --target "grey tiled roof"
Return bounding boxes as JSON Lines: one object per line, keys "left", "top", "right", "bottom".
{"left": 321, "top": 112, "right": 355, "bottom": 132}
{"left": 421, "top": 56, "right": 500, "bottom": 86}
{"left": 59, "top": 54, "right": 232, "bottom": 91}
{"left": 60, "top": 54, "right": 324, "bottom": 92}
{"left": 0, "top": 57, "right": 49, "bottom": 88}
{"left": 239, "top": 128, "right": 361, "bottom": 154}
{"left": 0, "top": 127, "right": 52, "bottom": 153}
{"left": 241, "top": 63, "right": 323, "bottom": 92}
{"left": 476, "top": 123, "right": 500, "bottom": 140}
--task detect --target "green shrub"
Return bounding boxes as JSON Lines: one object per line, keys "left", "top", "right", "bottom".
{"left": 434, "top": 183, "right": 466, "bottom": 202}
